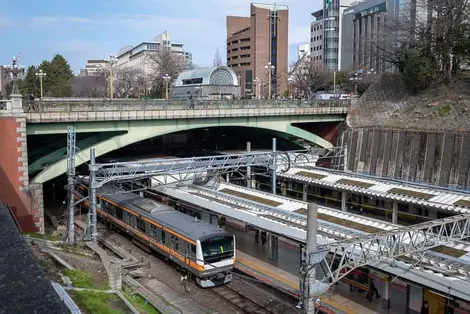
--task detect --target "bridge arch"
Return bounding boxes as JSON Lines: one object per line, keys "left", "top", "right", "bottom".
{"left": 32, "top": 120, "right": 334, "bottom": 184}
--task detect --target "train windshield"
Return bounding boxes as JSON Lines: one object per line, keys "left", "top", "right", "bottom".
{"left": 201, "top": 235, "right": 234, "bottom": 263}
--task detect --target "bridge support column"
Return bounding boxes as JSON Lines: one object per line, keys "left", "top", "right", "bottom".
{"left": 268, "top": 233, "right": 278, "bottom": 260}
{"left": 302, "top": 184, "right": 308, "bottom": 201}
{"left": 0, "top": 95, "right": 41, "bottom": 232}
{"left": 30, "top": 183, "right": 45, "bottom": 234}
{"left": 392, "top": 201, "right": 398, "bottom": 224}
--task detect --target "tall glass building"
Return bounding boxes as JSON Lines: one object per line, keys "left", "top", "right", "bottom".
{"left": 323, "top": 0, "right": 355, "bottom": 71}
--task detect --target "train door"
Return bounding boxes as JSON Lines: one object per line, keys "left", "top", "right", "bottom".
{"left": 423, "top": 289, "right": 447, "bottom": 314}
{"left": 408, "top": 284, "right": 424, "bottom": 313}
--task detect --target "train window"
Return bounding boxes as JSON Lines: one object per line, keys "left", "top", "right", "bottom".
{"left": 137, "top": 218, "right": 146, "bottom": 232}
{"left": 170, "top": 236, "right": 174, "bottom": 248}
{"left": 191, "top": 245, "right": 196, "bottom": 255}
{"left": 161, "top": 230, "right": 165, "bottom": 243}
{"left": 130, "top": 215, "right": 137, "bottom": 227}
{"left": 109, "top": 204, "right": 116, "bottom": 216}
{"left": 175, "top": 238, "right": 179, "bottom": 251}
{"left": 150, "top": 225, "right": 157, "bottom": 239}
{"left": 115, "top": 207, "right": 123, "bottom": 219}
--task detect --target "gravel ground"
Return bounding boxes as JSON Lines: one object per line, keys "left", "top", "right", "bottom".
{"left": 102, "top": 227, "right": 238, "bottom": 314}
{"left": 228, "top": 274, "right": 300, "bottom": 314}
{"left": 349, "top": 72, "right": 470, "bottom": 131}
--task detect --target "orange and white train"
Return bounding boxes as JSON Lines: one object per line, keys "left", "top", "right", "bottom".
{"left": 75, "top": 182, "right": 235, "bottom": 287}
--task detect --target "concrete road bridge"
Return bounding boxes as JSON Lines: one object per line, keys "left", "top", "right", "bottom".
{"left": 0, "top": 96, "right": 349, "bottom": 233}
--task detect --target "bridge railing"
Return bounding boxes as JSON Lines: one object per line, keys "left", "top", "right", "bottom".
{"left": 25, "top": 98, "right": 351, "bottom": 113}
{"left": 0, "top": 100, "right": 10, "bottom": 110}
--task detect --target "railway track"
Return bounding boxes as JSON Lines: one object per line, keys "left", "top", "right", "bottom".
{"left": 212, "top": 285, "right": 272, "bottom": 314}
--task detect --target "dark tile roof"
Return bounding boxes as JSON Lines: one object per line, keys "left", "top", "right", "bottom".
{"left": 0, "top": 203, "right": 69, "bottom": 314}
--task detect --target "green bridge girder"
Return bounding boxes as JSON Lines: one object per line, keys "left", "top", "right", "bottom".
{"left": 29, "top": 132, "right": 124, "bottom": 174}
{"left": 30, "top": 115, "right": 344, "bottom": 184}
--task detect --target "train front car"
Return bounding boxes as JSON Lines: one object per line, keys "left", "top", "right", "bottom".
{"left": 195, "top": 232, "right": 236, "bottom": 287}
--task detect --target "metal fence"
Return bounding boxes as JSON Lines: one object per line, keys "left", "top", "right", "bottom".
{"left": 25, "top": 98, "right": 351, "bottom": 113}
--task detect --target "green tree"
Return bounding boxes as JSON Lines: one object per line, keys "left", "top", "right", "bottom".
{"left": 22, "top": 65, "right": 40, "bottom": 98}
{"left": 46, "top": 54, "right": 74, "bottom": 97}
{"left": 402, "top": 46, "right": 436, "bottom": 93}
{"left": 334, "top": 71, "right": 348, "bottom": 87}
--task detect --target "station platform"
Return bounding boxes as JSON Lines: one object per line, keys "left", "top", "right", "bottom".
{"left": 236, "top": 250, "right": 385, "bottom": 314}
{"left": 229, "top": 225, "right": 407, "bottom": 314}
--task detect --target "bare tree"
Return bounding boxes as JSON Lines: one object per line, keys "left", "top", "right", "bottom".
{"left": 289, "top": 57, "right": 332, "bottom": 99}
{"left": 146, "top": 48, "right": 188, "bottom": 88}
{"left": 114, "top": 67, "right": 146, "bottom": 98}
{"left": 213, "top": 49, "right": 222, "bottom": 67}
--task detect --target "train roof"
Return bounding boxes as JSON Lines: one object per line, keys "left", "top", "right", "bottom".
{"left": 97, "top": 185, "right": 229, "bottom": 241}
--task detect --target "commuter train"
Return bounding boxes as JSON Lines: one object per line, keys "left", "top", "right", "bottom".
{"left": 74, "top": 181, "right": 235, "bottom": 287}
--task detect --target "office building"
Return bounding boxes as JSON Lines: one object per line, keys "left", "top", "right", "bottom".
{"left": 115, "top": 31, "right": 193, "bottom": 78}
{"left": 341, "top": 0, "right": 387, "bottom": 73}
{"left": 79, "top": 60, "right": 110, "bottom": 76}
{"left": 340, "top": 0, "right": 427, "bottom": 74}
{"left": 226, "top": 3, "right": 289, "bottom": 98}
{"left": 323, "top": 0, "right": 356, "bottom": 71}
{"left": 310, "top": 9, "right": 324, "bottom": 69}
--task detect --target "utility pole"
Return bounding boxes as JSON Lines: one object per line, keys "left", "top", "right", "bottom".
{"left": 333, "top": 71, "right": 337, "bottom": 97}
{"left": 265, "top": 62, "right": 275, "bottom": 99}
{"left": 272, "top": 138, "right": 277, "bottom": 195}
{"left": 246, "top": 142, "right": 251, "bottom": 188}
{"left": 300, "top": 203, "right": 319, "bottom": 313}
{"left": 88, "top": 148, "right": 98, "bottom": 243}
{"left": 66, "top": 126, "right": 77, "bottom": 244}
{"left": 109, "top": 55, "right": 117, "bottom": 99}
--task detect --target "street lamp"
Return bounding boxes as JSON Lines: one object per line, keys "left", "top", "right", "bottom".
{"left": 349, "top": 72, "right": 363, "bottom": 95}
{"left": 253, "top": 77, "right": 261, "bottom": 99}
{"left": 4, "top": 56, "right": 25, "bottom": 95}
{"left": 35, "top": 69, "right": 46, "bottom": 99}
{"left": 264, "top": 62, "right": 275, "bottom": 99}
{"left": 163, "top": 74, "right": 171, "bottom": 100}
{"left": 108, "top": 55, "right": 117, "bottom": 99}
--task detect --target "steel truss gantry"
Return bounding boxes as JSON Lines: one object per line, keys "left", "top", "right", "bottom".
{"left": 86, "top": 146, "right": 346, "bottom": 242}
{"left": 305, "top": 213, "right": 470, "bottom": 297}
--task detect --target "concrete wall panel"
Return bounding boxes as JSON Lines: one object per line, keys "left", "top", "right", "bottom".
{"left": 343, "top": 128, "right": 470, "bottom": 190}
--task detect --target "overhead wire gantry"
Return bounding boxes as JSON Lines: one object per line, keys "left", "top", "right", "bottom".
{"left": 84, "top": 144, "right": 342, "bottom": 242}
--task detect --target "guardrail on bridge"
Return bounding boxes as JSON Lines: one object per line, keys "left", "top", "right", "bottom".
{"left": 24, "top": 98, "right": 351, "bottom": 113}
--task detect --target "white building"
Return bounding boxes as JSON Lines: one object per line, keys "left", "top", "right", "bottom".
{"left": 297, "top": 43, "right": 310, "bottom": 60}
{"left": 115, "top": 31, "right": 193, "bottom": 78}
{"left": 79, "top": 60, "right": 110, "bottom": 76}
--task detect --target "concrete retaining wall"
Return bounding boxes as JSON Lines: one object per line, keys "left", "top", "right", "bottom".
{"left": 341, "top": 128, "right": 470, "bottom": 189}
